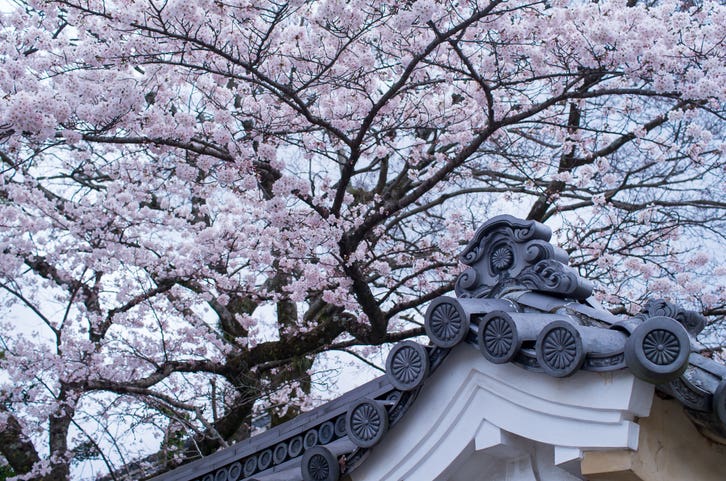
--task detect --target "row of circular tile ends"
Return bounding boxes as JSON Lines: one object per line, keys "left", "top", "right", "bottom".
{"left": 190, "top": 389, "right": 397, "bottom": 481}
{"left": 193, "top": 293, "right": 725, "bottom": 481}
{"left": 418, "top": 296, "right": 726, "bottom": 429}
{"left": 424, "top": 296, "right": 694, "bottom": 382}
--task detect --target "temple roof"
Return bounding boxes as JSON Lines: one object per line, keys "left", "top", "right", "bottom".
{"left": 150, "top": 215, "right": 726, "bottom": 481}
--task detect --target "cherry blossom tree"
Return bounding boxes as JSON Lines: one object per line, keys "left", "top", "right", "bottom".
{"left": 0, "top": 0, "right": 724, "bottom": 479}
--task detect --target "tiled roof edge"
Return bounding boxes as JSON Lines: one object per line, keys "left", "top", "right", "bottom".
{"left": 153, "top": 215, "right": 726, "bottom": 481}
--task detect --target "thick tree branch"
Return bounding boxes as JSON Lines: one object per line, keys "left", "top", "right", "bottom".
{"left": 0, "top": 407, "right": 40, "bottom": 475}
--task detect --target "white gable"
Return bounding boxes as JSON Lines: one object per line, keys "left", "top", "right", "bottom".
{"left": 352, "top": 345, "right": 653, "bottom": 481}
